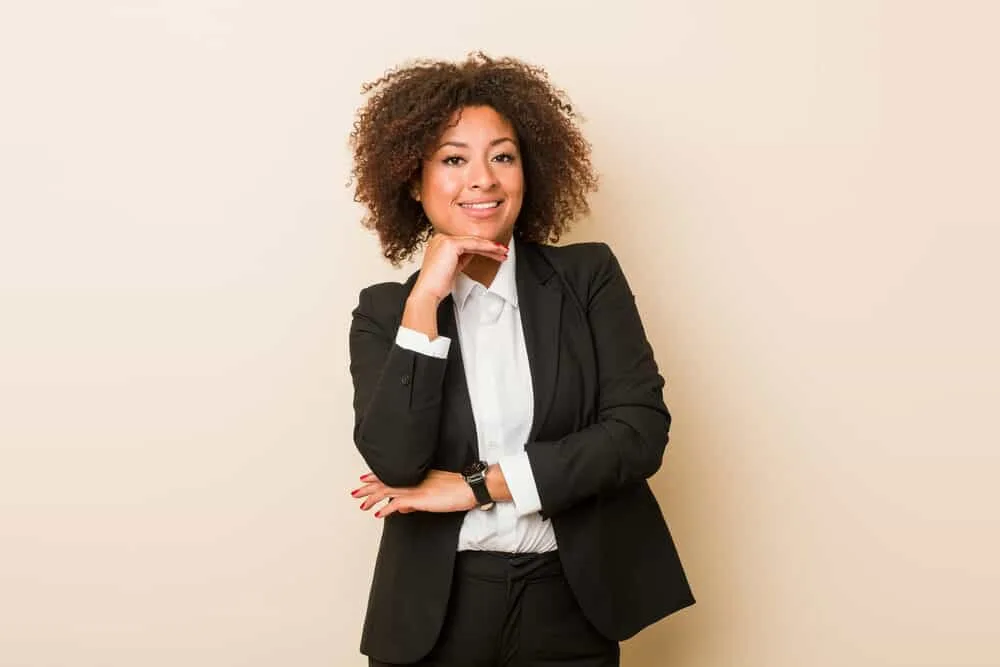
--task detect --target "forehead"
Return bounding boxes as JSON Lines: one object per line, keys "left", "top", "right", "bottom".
{"left": 438, "top": 105, "right": 517, "bottom": 143}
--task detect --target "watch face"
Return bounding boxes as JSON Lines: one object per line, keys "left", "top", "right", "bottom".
{"left": 462, "top": 460, "right": 488, "bottom": 477}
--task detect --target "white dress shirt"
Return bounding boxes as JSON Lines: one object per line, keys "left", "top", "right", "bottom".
{"left": 393, "top": 240, "right": 558, "bottom": 553}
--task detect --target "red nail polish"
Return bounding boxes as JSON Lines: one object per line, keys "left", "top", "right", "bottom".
{"left": 374, "top": 511, "right": 382, "bottom": 518}
{"left": 350, "top": 489, "right": 359, "bottom": 496}
{"left": 359, "top": 502, "right": 366, "bottom": 510}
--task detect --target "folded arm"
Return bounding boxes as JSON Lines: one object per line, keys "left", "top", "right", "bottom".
{"left": 527, "top": 245, "right": 671, "bottom": 518}
{"left": 349, "top": 288, "right": 449, "bottom": 488}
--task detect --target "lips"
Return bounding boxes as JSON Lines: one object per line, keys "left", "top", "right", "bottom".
{"left": 458, "top": 200, "right": 502, "bottom": 209}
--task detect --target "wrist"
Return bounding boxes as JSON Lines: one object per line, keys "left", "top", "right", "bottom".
{"left": 402, "top": 292, "right": 442, "bottom": 338}
{"left": 485, "top": 463, "right": 512, "bottom": 503}
{"left": 462, "top": 461, "right": 495, "bottom": 510}
{"left": 462, "top": 475, "right": 477, "bottom": 511}
{"left": 406, "top": 290, "right": 442, "bottom": 309}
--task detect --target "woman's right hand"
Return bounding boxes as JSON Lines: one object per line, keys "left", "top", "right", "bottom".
{"left": 401, "top": 233, "right": 508, "bottom": 339}
{"left": 410, "top": 234, "right": 509, "bottom": 304}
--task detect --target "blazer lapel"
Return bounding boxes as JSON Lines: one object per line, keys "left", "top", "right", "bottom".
{"left": 516, "top": 242, "right": 563, "bottom": 443}
{"left": 437, "top": 295, "right": 479, "bottom": 465}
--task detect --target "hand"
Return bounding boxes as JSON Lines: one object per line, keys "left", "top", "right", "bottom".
{"left": 410, "top": 233, "right": 509, "bottom": 304}
{"left": 351, "top": 470, "right": 477, "bottom": 519}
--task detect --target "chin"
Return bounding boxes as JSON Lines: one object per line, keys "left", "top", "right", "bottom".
{"left": 482, "top": 227, "right": 514, "bottom": 244}
{"left": 456, "top": 221, "right": 512, "bottom": 241}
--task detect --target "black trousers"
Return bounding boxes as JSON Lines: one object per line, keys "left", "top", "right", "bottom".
{"left": 369, "top": 550, "right": 619, "bottom": 667}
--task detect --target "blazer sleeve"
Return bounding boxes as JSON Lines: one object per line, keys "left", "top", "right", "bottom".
{"left": 348, "top": 286, "right": 449, "bottom": 487}
{"left": 526, "top": 244, "right": 671, "bottom": 517}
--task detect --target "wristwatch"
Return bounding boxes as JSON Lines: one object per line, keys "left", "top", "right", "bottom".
{"left": 462, "top": 460, "right": 495, "bottom": 511}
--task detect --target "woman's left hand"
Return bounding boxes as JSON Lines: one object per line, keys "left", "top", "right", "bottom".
{"left": 351, "top": 470, "right": 476, "bottom": 518}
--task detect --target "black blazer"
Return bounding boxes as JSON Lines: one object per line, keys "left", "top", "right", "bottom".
{"left": 349, "top": 240, "right": 694, "bottom": 664}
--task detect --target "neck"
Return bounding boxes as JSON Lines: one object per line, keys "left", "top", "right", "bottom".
{"left": 462, "top": 255, "right": 501, "bottom": 288}
{"left": 461, "top": 232, "right": 513, "bottom": 288}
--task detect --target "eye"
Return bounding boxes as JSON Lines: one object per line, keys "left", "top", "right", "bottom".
{"left": 493, "top": 153, "right": 516, "bottom": 164}
{"left": 442, "top": 156, "right": 465, "bottom": 166}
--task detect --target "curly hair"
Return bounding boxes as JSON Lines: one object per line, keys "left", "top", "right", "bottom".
{"left": 349, "top": 52, "right": 599, "bottom": 265}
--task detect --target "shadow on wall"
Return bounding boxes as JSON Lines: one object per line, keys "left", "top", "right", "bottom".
{"left": 620, "top": 373, "right": 718, "bottom": 667}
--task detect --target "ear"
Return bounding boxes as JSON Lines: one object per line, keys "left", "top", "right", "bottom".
{"left": 409, "top": 179, "right": 422, "bottom": 202}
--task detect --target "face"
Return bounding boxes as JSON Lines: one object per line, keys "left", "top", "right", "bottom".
{"left": 414, "top": 105, "right": 524, "bottom": 245}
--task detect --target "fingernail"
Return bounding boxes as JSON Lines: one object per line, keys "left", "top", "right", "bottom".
{"left": 374, "top": 511, "right": 382, "bottom": 518}
{"left": 350, "top": 489, "right": 360, "bottom": 496}
{"left": 359, "top": 502, "right": 366, "bottom": 510}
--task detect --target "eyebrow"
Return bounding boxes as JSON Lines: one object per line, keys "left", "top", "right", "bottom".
{"left": 435, "top": 137, "right": 518, "bottom": 151}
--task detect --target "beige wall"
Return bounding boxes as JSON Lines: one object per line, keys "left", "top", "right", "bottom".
{"left": 2, "top": 1, "right": 997, "bottom": 665}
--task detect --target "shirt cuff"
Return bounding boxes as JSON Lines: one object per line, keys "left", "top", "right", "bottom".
{"left": 498, "top": 452, "right": 543, "bottom": 516}
{"left": 395, "top": 326, "right": 451, "bottom": 359}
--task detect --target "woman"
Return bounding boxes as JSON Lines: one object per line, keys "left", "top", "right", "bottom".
{"left": 347, "top": 53, "right": 694, "bottom": 667}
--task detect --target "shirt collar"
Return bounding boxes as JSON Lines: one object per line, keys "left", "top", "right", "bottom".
{"left": 452, "top": 238, "right": 519, "bottom": 311}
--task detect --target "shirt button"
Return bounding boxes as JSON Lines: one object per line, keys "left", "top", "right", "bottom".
{"left": 400, "top": 374, "right": 411, "bottom": 385}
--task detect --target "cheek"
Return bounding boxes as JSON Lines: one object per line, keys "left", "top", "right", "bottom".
{"left": 502, "top": 168, "right": 525, "bottom": 200}
{"left": 423, "top": 169, "right": 463, "bottom": 206}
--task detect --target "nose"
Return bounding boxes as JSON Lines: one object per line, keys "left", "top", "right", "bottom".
{"left": 468, "top": 157, "right": 498, "bottom": 190}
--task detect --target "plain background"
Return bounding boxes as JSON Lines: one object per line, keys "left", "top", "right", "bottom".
{"left": 1, "top": 1, "right": 997, "bottom": 665}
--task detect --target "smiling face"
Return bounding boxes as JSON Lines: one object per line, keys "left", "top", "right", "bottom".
{"left": 414, "top": 105, "right": 524, "bottom": 245}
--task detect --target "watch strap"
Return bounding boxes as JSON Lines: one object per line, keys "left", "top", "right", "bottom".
{"left": 463, "top": 462, "right": 493, "bottom": 507}
{"left": 469, "top": 473, "right": 493, "bottom": 506}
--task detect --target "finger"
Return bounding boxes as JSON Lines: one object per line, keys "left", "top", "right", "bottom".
{"left": 350, "top": 482, "right": 384, "bottom": 499}
{"left": 465, "top": 248, "right": 509, "bottom": 261}
{"left": 359, "top": 472, "right": 380, "bottom": 483}
{"left": 458, "top": 249, "right": 509, "bottom": 265}
{"left": 360, "top": 488, "right": 396, "bottom": 511}
{"left": 464, "top": 239, "right": 509, "bottom": 255}
{"left": 446, "top": 236, "right": 508, "bottom": 256}
{"left": 376, "top": 498, "right": 410, "bottom": 518}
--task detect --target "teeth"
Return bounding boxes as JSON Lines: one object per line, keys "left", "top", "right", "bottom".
{"left": 461, "top": 201, "right": 500, "bottom": 209}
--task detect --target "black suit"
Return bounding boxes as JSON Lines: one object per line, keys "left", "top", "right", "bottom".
{"left": 349, "top": 241, "right": 694, "bottom": 665}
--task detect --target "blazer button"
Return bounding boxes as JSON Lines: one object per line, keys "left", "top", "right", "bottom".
{"left": 400, "top": 374, "right": 411, "bottom": 386}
